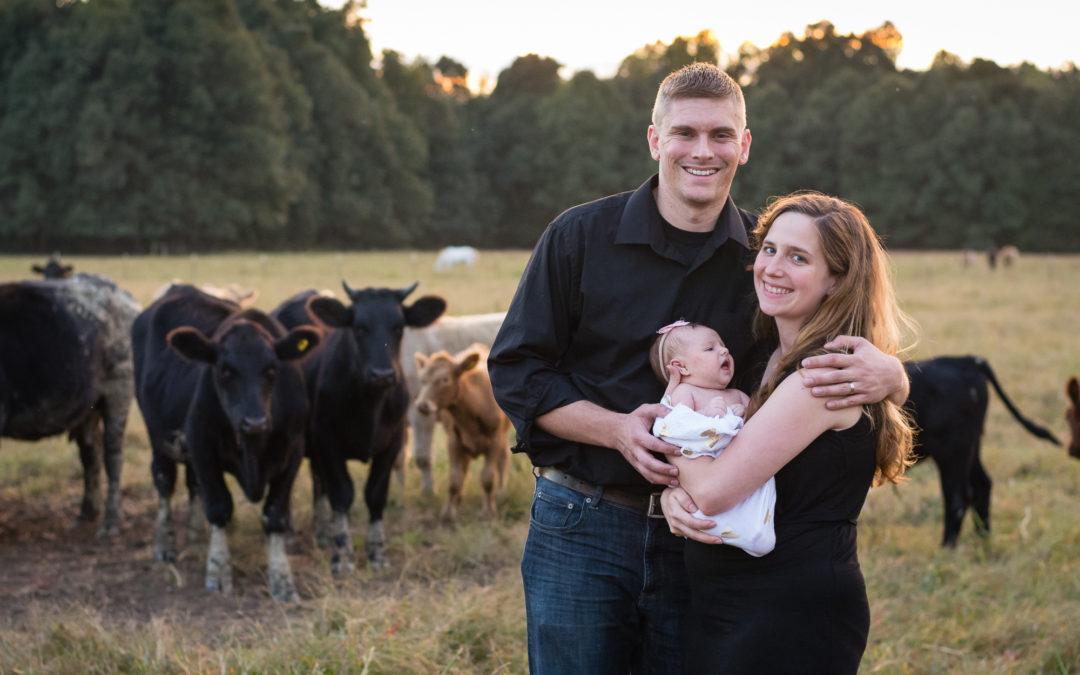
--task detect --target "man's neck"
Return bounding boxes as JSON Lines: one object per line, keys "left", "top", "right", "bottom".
{"left": 654, "top": 188, "right": 728, "bottom": 233}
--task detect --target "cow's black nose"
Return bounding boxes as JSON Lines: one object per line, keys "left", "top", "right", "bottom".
{"left": 240, "top": 416, "right": 269, "bottom": 434}
{"left": 368, "top": 368, "right": 397, "bottom": 388}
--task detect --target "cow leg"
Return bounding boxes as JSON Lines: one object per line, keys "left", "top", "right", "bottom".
{"left": 934, "top": 455, "right": 972, "bottom": 548}
{"left": 393, "top": 427, "right": 409, "bottom": 488}
{"left": 494, "top": 444, "right": 510, "bottom": 499}
{"left": 185, "top": 465, "right": 206, "bottom": 545}
{"left": 409, "top": 404, "right": 438, "bottom": 495}
{"left": 330, "top": 510, "right": 355, "bottom": 575}
{"left": 150, "top": 435, "right": 180, "bottom": 562}
{"left": 268, "top": 532, "right": 298, "bottom": 602}
{"left": 321, "top": 454, "right": 357, "bottom": 574}
{"left": 969, "top": 454, "right": 993, "bottom": 536}
{"left": 98, "top": 390, "right": 130, "bottom": 537}
{"left": 205, "top": 524, "right": 233, "bottom": 593}
{"left": 262, "top": 446, "right": 300, "bottom": 602}
{"left": 72, "top": 417, "right": 103, "bottom": 529}
{"left": 479, "top": 451, "right": 498, "bottom": 520}
{"left": 309, "top": 455, "right": 335, "bottom": 550}
{"left": 364, "top": 445, "right": 400, "bottom": 568}
{"left": 441, "top": 442, "right": 468, "bottom": 523}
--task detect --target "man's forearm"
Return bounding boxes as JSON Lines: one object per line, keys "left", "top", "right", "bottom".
{"left": 536, "top": 400, "right": 622, "bottom": 448}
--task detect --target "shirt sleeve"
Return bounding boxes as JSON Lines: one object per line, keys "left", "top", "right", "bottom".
{"left": 489, "top": 219, "right": 586, "bottom": 450}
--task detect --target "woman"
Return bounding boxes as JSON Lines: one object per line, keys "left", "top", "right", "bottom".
{"left": 660, "top": 191, "right": 915, "bottom": 673}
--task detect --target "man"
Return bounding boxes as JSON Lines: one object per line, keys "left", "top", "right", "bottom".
{"left": 489, "top": 63, "right": 906, "bottom": 674}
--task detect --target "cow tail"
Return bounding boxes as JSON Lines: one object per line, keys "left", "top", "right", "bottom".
{"left": 974, "top": 356, "right": 1062, "bottom": 446}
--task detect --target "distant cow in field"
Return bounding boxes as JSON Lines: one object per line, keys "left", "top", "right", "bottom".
{"left": 904, "top": 356, "right": 1060, "bottom": 547}
{"left": 414, "top": 344, "right": 511, "bottom": 522}
{"left": 999, "top": 245, "right": 1020, "bottom": 268}
{"left": 434, "top": 246, "right": 477, "bottom": 272}
{"left": 31, "top": 254, "right": 74, "bottom": 279}
{"left": 0, "top": 274, "right": 140, "bottom": 536}
{"left": 1066, "top": 377, "right": 1080, "bottom": 461}
{"left": 961, "top": 250, "right": 978, "bottom": 268}
{"left": 398, "top": 312, "right": 506, "bottom": 493}
{"left": 132, "top": 286, "right": 320, "bottom": 601}
{"left": 273, "top": 281, "right": 445, "bottom": 573}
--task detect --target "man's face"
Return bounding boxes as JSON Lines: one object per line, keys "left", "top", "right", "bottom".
{"left": 648, "top": 97, "right": 751, "bottom": 217}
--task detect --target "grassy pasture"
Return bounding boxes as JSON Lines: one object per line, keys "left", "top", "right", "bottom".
{"left": 0, "top": 250, "right": 1078, "bottom": 674}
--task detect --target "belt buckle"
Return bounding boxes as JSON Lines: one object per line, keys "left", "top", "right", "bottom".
{"left": 647, "top": 492, "right": 666, "bottom": 519}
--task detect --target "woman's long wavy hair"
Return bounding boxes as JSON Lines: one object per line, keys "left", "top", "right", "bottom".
{"left": 745, "top": 191, "right": 916, "bottom": 486}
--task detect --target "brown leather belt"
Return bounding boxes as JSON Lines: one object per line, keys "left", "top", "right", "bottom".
{"left": 535, "top": 466, "right": 666, "bottom": 518}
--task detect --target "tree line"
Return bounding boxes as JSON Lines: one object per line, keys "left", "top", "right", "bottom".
{"left": 1, "top": 0, "right": 1077, "bottom": 253}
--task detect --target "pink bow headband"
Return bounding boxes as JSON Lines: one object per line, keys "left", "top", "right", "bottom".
{"left": 656, "top": 319, "right": 690, "bottom": 383}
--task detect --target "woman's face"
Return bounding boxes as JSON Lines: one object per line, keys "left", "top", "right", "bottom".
{"left": 753, "top": 211, "right": 837, "bottom": 325}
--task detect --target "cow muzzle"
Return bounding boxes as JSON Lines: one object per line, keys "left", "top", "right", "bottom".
{"left": 364, "top": 368, "right": 397, "bottom": 388}
{"left": 239, "top": 416, "right": 270, "bottom": 435}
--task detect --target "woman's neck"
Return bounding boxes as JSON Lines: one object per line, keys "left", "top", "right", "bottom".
{"left": 775, "top": 318, "right": 800, "bottom": 356}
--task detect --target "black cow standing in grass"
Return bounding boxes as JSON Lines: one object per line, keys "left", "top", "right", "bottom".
{"left": 132, "top": 286, "right": 320, "bottom": 601}
{"left": 904, "top": 355, "right": 1061, "bottom": 547}
{"left": 273, "top": 281, "right": 445, "bottom": 573}
{"left": 31, "top": 254, "right": 74, "bottom": 280}
{"left": 0, "top": 274, "right": 140, "bottom": 536}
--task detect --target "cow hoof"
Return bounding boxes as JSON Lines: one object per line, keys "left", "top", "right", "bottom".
{"left": 331, "top": 555, "right": 355, "bottom": 576}
{"left": 96, "top": 522, "right": 120, "bottom": 538}
{"left": 205, "top": 577, "right": 233, "bottom": 593}
{"left": 270, "top": 579, "right": 300, "bottom": 602}
{"left": 154, "top": 549, "right": 177, "bottom": 563}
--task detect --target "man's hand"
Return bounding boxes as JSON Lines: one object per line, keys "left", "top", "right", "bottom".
{"left": 800, "top": 335, "right": 908, "bottom": 409}
{"left": 615, "top": 403, "right": 682, "bottom": 486}
{"left": 660, "top": 487, "right": 724, "bottom": 543}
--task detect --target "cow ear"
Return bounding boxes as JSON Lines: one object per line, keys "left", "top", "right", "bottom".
{"left": 457, "top": 352, "right": 481, "bottom": 374}
{"left": 415, "top": 352, "right": 429, "bottom": 371}
{"left": 167, "top": 327, "right": 217, "bottom": 364}
{"left": 404, "top": 295, "right": 447, "bottom": 328}
{"left": 1068, "top": 377, "right": 1079, "bottom": 404}
{"left": 308, "top": 296, "right": 352, "bottom": 328}
{"left": 276, "top": 327, "right": 321, "bottom": 361}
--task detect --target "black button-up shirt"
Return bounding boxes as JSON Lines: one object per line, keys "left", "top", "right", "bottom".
{"left": 489, "top": 176, "right": 763, "bottom": 492}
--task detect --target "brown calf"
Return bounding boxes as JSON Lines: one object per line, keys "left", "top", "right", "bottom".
{"left": 414, "top": 344, "right": 512, "bottom": 522}
{"left": 1067, "top": 377, "right": 1080, "bottom": 460}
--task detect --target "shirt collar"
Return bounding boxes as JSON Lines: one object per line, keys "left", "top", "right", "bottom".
{"left": 615, "top": 175, "right": 752, "bottom": 253}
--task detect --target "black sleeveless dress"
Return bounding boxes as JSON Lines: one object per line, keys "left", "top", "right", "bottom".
{"left": 682, "top": 414, "right": 877, "bottom": 674}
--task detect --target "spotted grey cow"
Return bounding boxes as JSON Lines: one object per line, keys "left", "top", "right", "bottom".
{"left": 273, "top": 281, "right": 445, "bottom": 573}
{"left": 0, "top": 274, "right": 140, "bottom": 536}
{"left": 132, "top": 285, "right": 320, "bottom": 601}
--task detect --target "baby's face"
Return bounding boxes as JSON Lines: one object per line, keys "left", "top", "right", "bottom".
{"left": 673, "top": 327, "right": 735, "bottom": 389}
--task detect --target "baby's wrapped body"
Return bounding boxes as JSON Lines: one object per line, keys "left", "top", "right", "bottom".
{"left": 653, "top": 400, "right": 776, "bottom": 556}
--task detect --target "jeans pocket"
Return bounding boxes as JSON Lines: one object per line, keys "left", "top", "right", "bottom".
{"left": 530, "top": 483, "right": 587, "bottom": 532}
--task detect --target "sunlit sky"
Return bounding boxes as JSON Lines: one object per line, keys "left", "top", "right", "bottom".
{"left": 325, "top": 0, "right": 1076, "bottom": 91}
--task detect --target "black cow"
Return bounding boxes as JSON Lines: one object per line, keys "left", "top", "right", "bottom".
{"left": 0, "top": 274, "right": 140, "bottom": 535}
{"left": 273, "top": 281, "right": 445, "bottom": 573}
{"left": 132, "top": 286, "right": 320, "bottom": 601}
{"left": 904, "top": 355, "right": 1061, "bottom": 547}
{"left": 31, "top": 254, "right": 74, "bottom": 279}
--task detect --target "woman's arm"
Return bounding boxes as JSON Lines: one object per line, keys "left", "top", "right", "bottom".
{"left": 672, "top": 370, "right": 861, "bottom": 515}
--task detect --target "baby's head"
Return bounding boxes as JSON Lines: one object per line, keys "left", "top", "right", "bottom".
{"left": 650, "top": 320, "right": 735, "bottom": 389}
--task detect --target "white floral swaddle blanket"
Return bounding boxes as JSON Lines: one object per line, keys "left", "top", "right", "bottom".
{"left": 652, "top": 397, "right": 776, "bottom": 556}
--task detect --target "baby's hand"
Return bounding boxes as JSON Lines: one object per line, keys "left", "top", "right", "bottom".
{"left": 729, "top": 402, "right": 746, "bottom": 418}
{"left": 702, "top": 397, "right": 730, "bottom": 417}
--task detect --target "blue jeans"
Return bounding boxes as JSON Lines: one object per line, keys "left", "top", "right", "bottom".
{"left": 522, "top": 475, "right": 689, "bottom": 674}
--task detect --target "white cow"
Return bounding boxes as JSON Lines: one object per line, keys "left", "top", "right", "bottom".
{"left": 434, "top": 246, "right": 477, "bottom": 272}
{"left": 398, "top": 312, "right": 507, "bottom": 493}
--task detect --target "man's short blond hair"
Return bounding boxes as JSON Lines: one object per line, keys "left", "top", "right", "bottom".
{"left": 652, "top": 62, "right": 746, "bottom": 129}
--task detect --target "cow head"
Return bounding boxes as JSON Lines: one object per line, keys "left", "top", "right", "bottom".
{"left": 166, "top": 317, "right": 320, "bottom": 498}
{"left": 1067, "top": 376, "right": 1080, "bottom": 461}
{"left": 414, "top": 349, "right": 482, "bottom": 416}
{"left": 307, "top": 281, "right": 446, "bottom": 389}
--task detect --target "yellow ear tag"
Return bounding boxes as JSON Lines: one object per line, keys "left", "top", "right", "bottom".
{"left": 297, "top": 338, "right": 309, "bottom": 352}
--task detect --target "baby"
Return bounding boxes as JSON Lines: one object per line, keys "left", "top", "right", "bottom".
{"left": 649, "top": 320, "right": 776, "bottom": 556}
